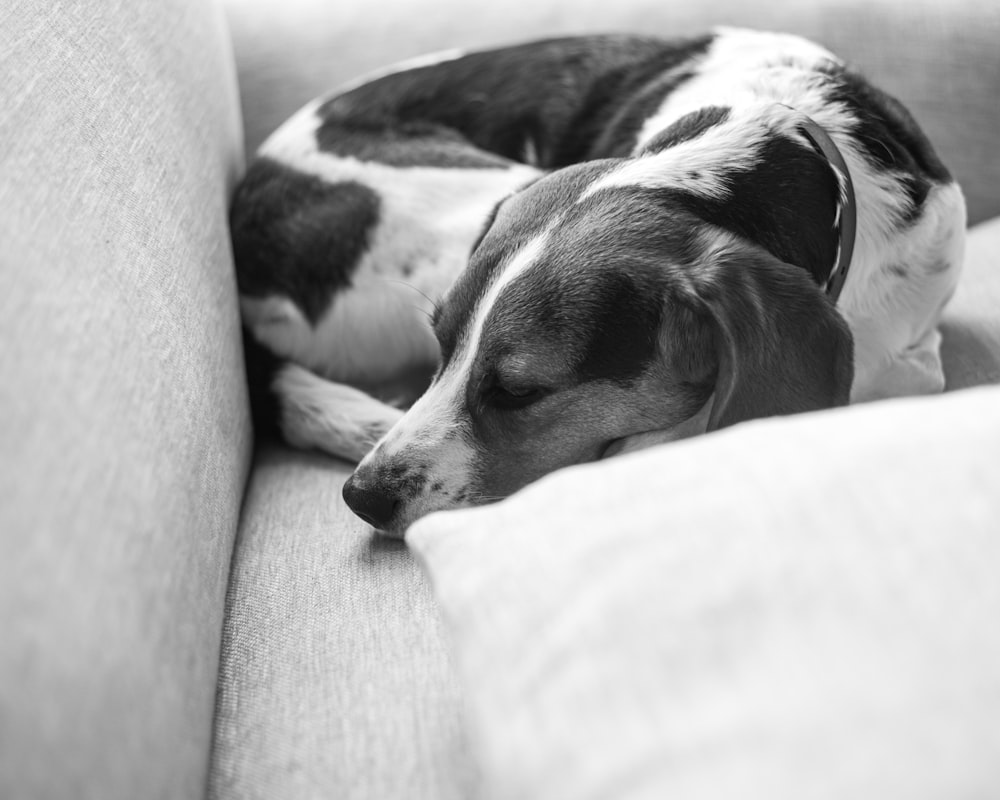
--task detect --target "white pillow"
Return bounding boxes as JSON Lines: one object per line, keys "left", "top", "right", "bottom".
{"left": 409, "top": 385, "right": 1000, "bottom": 800}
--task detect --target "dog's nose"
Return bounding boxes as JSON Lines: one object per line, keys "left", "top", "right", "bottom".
{"left": 342, "top": 473, "right": 398, "bottom": 530}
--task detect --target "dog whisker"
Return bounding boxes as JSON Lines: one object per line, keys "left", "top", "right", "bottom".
{"left": 383, "top": 278, "right": 439, "bottom": 308}
{"left": 463, "top": 492, "right": 506, "bottom": 504}
{"left": 381, "top": 277, "right": 442, "bottom": 324}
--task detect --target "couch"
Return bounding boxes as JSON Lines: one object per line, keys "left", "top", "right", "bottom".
{"left": 2, "top": 0, "right": 998, "bottom": 798}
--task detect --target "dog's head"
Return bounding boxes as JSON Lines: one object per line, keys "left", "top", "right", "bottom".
{"left": 343, "top": 158, "right": 853, "bottom": 535}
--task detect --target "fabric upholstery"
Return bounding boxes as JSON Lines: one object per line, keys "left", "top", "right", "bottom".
{"left": 409, "top": 382, "right": 1000, "bottom": 800}
{"left": 941, "top": 216, "right": 1000, "bottom": 390}
{"left": 224, "top": 0, "right": 1000, "bottom": 225}
{"left": 0, "top": 1, "right": 250, "bottom": 798}
{"left": 209, "top": 447, "right": 474, "bottom": 800}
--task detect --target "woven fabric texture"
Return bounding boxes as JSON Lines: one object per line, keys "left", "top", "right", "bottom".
{"left": 209, "top": 447, "right": 474, "bottom": 800}
{"left": 0, "top": 1, "right": 250, "bottom": 797}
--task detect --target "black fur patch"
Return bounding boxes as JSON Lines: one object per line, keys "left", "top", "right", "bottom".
{"left": 576, "top": 271, "right": 663, "bottom": 383}
{"left": 693, "top": 243, "right": 854, "bottom": 427}
{"left": 654, "top": 131, "right": 841, "bottom": 286}
{"left": 823, "top": 66, "right": 951, "bottom": 223}
{"left": 241, "top": 327, "right": 282, "bottom": 442}
{"left": 231, "top": 158, "right": 380, "bottom": 324}
{"left": 319, "top": 35, "right": 713, "bottom": 169}
{"left": 639, "top": 106, "right": 732, "bottom": 154}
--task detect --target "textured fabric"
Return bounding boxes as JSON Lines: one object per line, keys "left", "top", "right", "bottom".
{"left": 410, "top": 384, "right": 1000, "bottom": 800}
{"left": 0, "top": 1, "right": 250, "bottom": 798}
{"left": 224, "top": 0, "right": 1000, "bottom": 225}
{"left": 942, "top": 216, "right": 1000, "bottom": 390}
{"left": 209, "top": 447, "right": 474, "bottom": 800}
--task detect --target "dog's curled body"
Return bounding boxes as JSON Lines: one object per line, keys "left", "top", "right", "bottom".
{"left": 232, "top": 28, "right": 966, "bottom": 534}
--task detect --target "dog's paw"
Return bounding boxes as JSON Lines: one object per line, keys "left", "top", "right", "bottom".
{"left": 274, "top": 364, "right": 404, "bottom": 462}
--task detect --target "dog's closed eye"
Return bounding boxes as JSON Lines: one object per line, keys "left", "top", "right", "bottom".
{"left": 485, "top": 381, "right": 550, "bottom": 411}
{"left": 477, "top": 353, "right": 559, "bottom": 412}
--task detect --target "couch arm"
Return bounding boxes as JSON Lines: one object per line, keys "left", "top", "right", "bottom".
{"left": 0, "top": 1, "right": 251, "bottom": 798}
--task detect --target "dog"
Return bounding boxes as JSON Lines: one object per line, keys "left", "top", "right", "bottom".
{"left": 231, "top": 29, "right": 966, "bottom": 536}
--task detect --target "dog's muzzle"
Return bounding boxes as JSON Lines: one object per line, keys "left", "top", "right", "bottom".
{"left": 342, "top": 473, "right": 399, "bottom": 532}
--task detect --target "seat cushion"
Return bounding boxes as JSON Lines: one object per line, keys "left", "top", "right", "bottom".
{"left": 0, "top": 0, "right": 249, "bottom": 797}
{"left": 209, "top": 447, "right": 474, "bottom": 800}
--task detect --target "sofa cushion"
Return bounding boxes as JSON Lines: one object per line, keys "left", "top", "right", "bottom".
{"left": 0, "top": 1, "right": 249, "bottom": 797}
{"left": 209, "top": 447, "right": 474, "bottom": 800}
{"left": 224, "top": 0, "right": 1000, "bottom": 225}
{"left": 409, "top": 381, "right": 1000, "bottom": 800}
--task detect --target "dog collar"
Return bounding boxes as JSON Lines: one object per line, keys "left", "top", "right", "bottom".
{"left": 797, "top": 116, "right": 857, "bottom": 304}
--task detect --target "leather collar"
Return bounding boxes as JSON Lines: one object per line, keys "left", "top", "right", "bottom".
{"left": 795, "top": 115, "right": 857, "bottom": 304}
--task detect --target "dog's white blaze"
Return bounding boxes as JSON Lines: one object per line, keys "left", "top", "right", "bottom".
{"left": 359, "top": 231, "right": 552, "bottom": 525}
{"left": 452, "top": 231, "right": 551, "bottom": 381}
{"left": 373, "top": 231, "right": 550, "bottom": 455}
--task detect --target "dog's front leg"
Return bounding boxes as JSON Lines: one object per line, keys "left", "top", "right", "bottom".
{"left": 275, "top": 364, "right": 404, "bottom": 463}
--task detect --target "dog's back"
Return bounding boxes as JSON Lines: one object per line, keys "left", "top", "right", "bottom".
{"left": 231, "top": 30, "right": 965, "bottom": 466}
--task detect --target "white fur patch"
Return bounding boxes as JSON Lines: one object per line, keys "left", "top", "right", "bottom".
{"left": 243, "top": 281, "right": 440, "bottom": 388}
{"left": 844, "top": 181, "right": 966, "bottom": 401}
{"left": 262, "top": 114, "right": 538, "bottom": 312}
{"left": 255, "top": 103, "right": 540, "bottom": 388}
{"left": 275, "top": 364, "right": 404, "bottom": 463}
{"left": 587, "top": 99, "right": 831, "bottom": 205}
{"left": 584, "top": 107, "right": 766, "bottom": 201}
{"left": 635, "top": 28, "right": 841, "bottom": 147}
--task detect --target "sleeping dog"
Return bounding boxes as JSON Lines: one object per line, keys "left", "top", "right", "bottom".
{"left": 232, "top": 29, "right": 966, "bottom": 535}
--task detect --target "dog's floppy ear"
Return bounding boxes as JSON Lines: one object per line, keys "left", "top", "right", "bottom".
{"left": 689, "top": 240, "right": 854, "bottom": 431}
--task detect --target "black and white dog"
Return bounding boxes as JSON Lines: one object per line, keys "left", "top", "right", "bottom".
{"left": 232, "top": 29, "right": 966, "bottom": 535}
